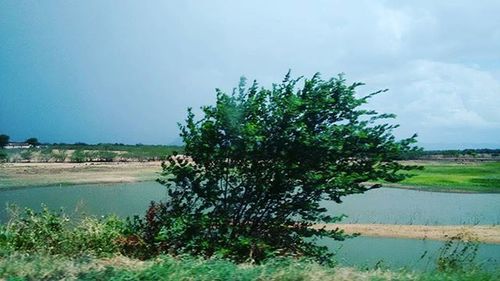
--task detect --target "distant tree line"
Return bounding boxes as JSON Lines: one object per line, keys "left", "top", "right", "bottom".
{"left": 0, "top": 140, "right": 183, "bottom": 163}
{"left": 397, "top": 148, "right": 500, "bottom": 160}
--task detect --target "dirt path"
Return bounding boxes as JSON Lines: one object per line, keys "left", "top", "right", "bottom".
{"left": 317, "top": 224, "right": 500, "bottom": 244}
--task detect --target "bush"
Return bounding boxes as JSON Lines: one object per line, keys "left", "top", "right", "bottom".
{"left": 0, "top": 150, "right": 7, "bottom": 162}
{"left": 95, "top": 151, "right": 117, "bottom": 162}
{"left": 436, "top": 232, "right": 479, "bottom": 272}
{"left": 70, "top": 150, "right": 87, "bottom": 163}
{"left": 19, "top": 150, "right": 32, "bottom": 162}
{"left": 131, "top": 73, "right": 419, "bottom": 263}
{"left": 1, "top": 207, "right": 125, "bottom": 257}
{"left": 39, "top": 148, "right": 53, "bottom": 162}
{"left": 52, "top": 150, "right": 68, "bottom": 162}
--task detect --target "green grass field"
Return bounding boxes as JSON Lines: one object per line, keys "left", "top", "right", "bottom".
{"left": 395, "top": 161, "right": 500, "bottom": 193}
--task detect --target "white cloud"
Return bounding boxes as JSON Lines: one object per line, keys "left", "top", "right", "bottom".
{"left": 409, "top": 61, "right": 500, "bottom": 127}
{"left": 363, "top": 60, "right": 500, "bottom": 145}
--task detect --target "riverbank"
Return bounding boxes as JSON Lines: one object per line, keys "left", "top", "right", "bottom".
{"left": 320, "top": 224, "right": 500, "bottom": 244}
{"left": 395, "top": 160, "right": 500, "bottom": 193}
{"left": 2, "top": 161, "right": 500, "bottom": 193}
{"left": 0, "top": 162, "right": 161, "bottom": 189}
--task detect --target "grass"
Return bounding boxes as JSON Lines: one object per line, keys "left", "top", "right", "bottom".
{"left": 391, "top": 161, "right": 500, "bottom": 193}
{"left": 0, "top": 254, "right": 498, "bottom": 281}
{"left": 1, "top": 207, "right": 498, "bottom": 280}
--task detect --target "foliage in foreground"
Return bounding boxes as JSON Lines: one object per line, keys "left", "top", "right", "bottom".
{"left": 0, "top": 207, "right": 125, "bottom": 257}
{"left": 141, "top": 73, "right": 420, "bottom": 263}
{"left": 0, "top": 208, "right": 496, "bottom": 280}
{"left": 0, "top": 254, "right": 498, "bottom": 281}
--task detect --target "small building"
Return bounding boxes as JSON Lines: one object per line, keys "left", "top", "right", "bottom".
{"left": 4, "top": 142, "right": 32, "bottom": 149}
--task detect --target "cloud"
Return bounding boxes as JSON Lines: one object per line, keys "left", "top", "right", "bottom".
{"left": 362, "top": 60, "right": 500, "bottom": 146}
{"left": 1, "top": 0, "right": 499, "bottom": 147}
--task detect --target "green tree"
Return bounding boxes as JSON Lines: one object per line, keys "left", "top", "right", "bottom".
{"left": 96, "top": 151, "right": 117, "bottom": 162}
{"left": 25, "top": 137, "right": 40, "bottom": 146}
{"left": 71, "top": 150, "right": 87, "bottom": 163}
{"left": 0, "top": 134, "right": 9, "bottom": 148}
{"left": 20, "top": 150, "right": 32, "bottom": 162}
{"left": 52, "top": 150, "right": 68, "bottom": 162}
{"left": 140, "top": 73, "right": 419, "bottom": 263}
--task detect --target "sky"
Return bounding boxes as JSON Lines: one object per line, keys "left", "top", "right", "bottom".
{"left": 1, "top": 1, "right": 499, "bottom": 149}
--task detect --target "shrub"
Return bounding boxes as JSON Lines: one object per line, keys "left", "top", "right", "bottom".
{"left": 1, "top": 207, "right": 125, "bottom": 257}
{"left": 52, "top": 150, "right": 68, "bottom": 162}
{"left": 39, "top": 148, "right": 53, "bottom": 162}
{"left": 0, "top": 150, "right": 7, "bottom": 162}
{"left": 436, "top": 232, "right": 479, "bottom": 272}
{"left": 95, "top": 151, "right": 117, "bottom": 162}
{"left": 70, "top": 150, "right": 87, "bottom": 163}
{"left": 19, "top": 150, "right": 32, "bottom": 162}
{"left": 131, "top": 73, "right": 419, "bottom": 263}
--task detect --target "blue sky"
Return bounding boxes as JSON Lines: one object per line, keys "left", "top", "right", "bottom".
{"left": 1, "top": 1, "right": 499, "bottom": 149}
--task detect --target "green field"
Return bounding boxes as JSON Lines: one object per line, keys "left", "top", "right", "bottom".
{"left": 394, "top": 161, "right": 500, "bottom": 193}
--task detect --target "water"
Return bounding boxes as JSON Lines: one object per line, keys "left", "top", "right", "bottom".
{"left": 0, "top": 181, "right": 166, "bottom": 222}
{"left": 2, "top": 182, "right": 498, "bottom": 225}
{"left": 323, "top": 236, "right": 500, "bottom": 270}
{"left": 324, "top": 187, "right": 500, "bottom": 225}
{"left": 0, "top": 182, "right": 499, "bottom": 269}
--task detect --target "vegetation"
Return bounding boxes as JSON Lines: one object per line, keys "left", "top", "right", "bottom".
{"left": 0, "top": 207, "right": 125, "bottom": 257}
{"left": 395, "top": 161, "right": 500, "bottom": 192}
{"left": 0, "top": 208, "right": 497, "bottom": 281}
{"left": 0, "top": 150, "right": 7, "bottom": 162}
{"left": 25, "top": 137, "right": 40, "bottom": 146}
{"left": 128, "top": 73, "right": 420, "bottom": 264}
{"left": 1, "top": 254, "right": 497, "bottom": 281}
{"left": 70, "top": 149, "right": 88, "bottom": 163}
{"left": 397, "top": 149, "right": 500, "bottom": 160}
{"left": 0, "top": 144, "right": 182, "bottom": 163}
{"left": 0, "top": 134, "right": 9, "bottom": 148}
{"left": 52, "top": 149, "right": 68, "bottom": 162}
{"left": 436, "top": 233, "right": 479, "bottom": 272}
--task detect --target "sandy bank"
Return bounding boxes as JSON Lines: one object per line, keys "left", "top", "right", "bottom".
{"left": 0, "top": 162, "right": 162, "bottom": 189}
{"left": 317, "top": 223, "right": 500, "bottom": 244}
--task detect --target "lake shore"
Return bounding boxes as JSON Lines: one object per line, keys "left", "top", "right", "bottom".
{"left": 0, "top": 162, "right": 499, "bottom": 244}
{"left": 0, "top": 162, "right": 162, "bottom": 189}
{"left": 319, "top": 223, "right": 500, "bottom": 244}
{"left": 1, "top": 161, "right": 499, "bottom": 193}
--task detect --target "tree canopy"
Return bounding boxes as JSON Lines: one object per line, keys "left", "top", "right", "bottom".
{"left": 25, "top": 137, "right": 40, "bottom": 146}
{"left": 0, "top": 134, "right": 9, "bottom": 148}
{"left": 134, "top": 72, "right": 419, "bottom": 263}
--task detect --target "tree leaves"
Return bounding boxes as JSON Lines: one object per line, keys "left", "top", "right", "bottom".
{"left": 151, "top": 72, "right": 420, "bottom": 263}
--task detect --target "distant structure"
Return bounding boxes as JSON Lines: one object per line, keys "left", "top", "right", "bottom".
{"left": 4, "top": 142, "right": 33, "bottom": 149}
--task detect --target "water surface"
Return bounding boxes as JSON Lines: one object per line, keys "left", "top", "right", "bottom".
{"left": 1, "top": 182, "right": 499, "bottom": 270}
{"left": 324, "top": 187, "right": 500, "bottom": 225}
{"left": 0, "top": 181, "right": 166, "bottom": 222}
{"left": 2, "top": 182, "right": 498, "bottom": 225}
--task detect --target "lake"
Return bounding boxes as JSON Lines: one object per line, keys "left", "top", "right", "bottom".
{"left": 0, "top": 181, "right": 499, "bottom": 269}
{"left": 2, "top": 182, "right": 498, "bottom": 225}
